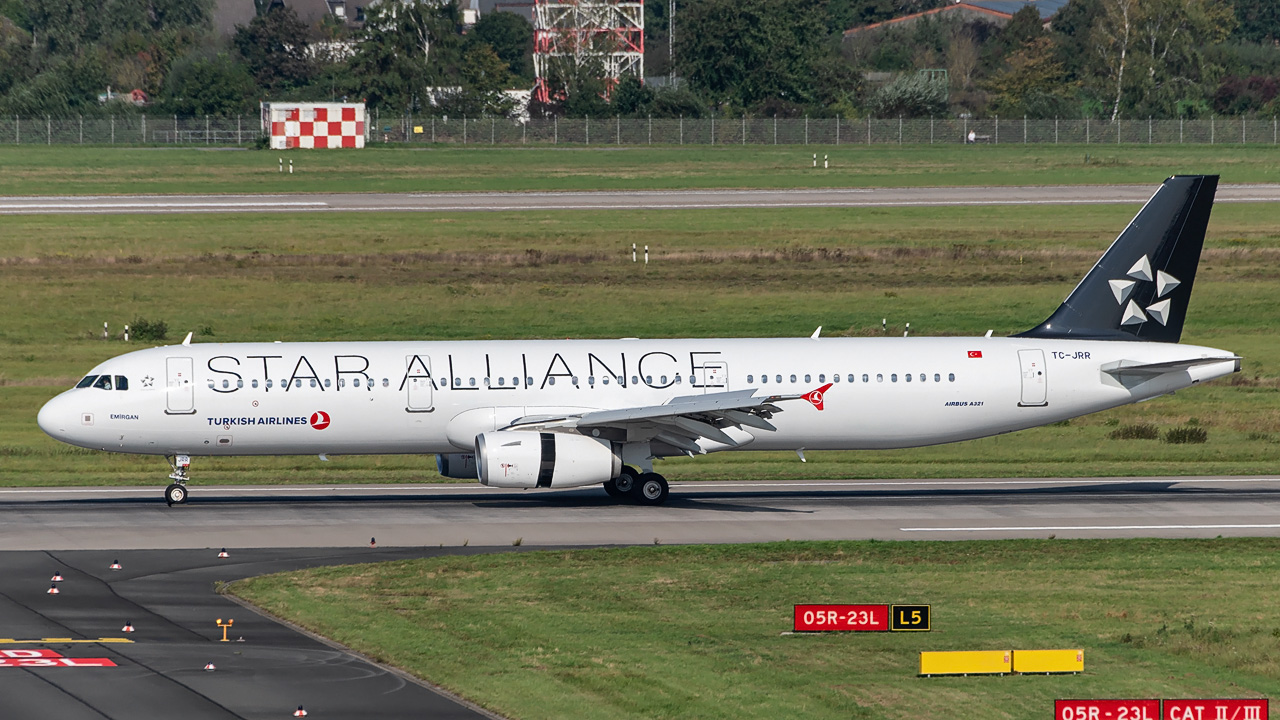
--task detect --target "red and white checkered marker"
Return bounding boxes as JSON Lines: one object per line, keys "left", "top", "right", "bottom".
{"left": 47, "top": 584, "right": 59, "bottom": 595}
{"left": 51, "top": 572, "right": 63, "bottom": 582}
{"left": 109, "top": 560, "right": 122, "bottom": 570}
{"left": 218, "top": 549, "right": 229, "bottom": 558}
{"left": 266, "top": 103, "right": 366, "bottom": 149}
{"left": 293, "top": 706, "right": 308, "bottom": 717}
{"left": 121, "top": 622, "right": 134, "bottom": 633}
{"left": 204, "top": 662, "right": 216, "bottom": 671}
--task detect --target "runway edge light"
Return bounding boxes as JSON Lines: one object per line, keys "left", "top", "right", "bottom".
{"left": 50, "top": 572, "right": 63, "bottom": 582}
{"left": 47, "top": 584, "right": 59, "bottom": 595}
{"left": 204, "top": 662, "right": 216, "bottom": 671}
{"left": 218, "top": 548, "right": 229, "bottom": 558}
{"left": 121, "top": 622, "right": 134, "bottom": 633}
{"left": 109, "top": 559, "right": 122, "bottom": 570}
{"left": 294, "top": 705, "right": 308, "bottom": 717}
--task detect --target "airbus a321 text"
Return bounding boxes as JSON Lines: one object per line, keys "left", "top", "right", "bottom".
{"left": 38, "top": 176, "right": 1239, "bottom": 506}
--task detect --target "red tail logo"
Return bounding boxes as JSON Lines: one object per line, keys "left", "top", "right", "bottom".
{"left": 804, "top": 383, "right": 833, "bottom": 411}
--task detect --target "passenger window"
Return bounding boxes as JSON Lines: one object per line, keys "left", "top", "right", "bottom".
{"left": 77, "top": 375, "right": 98, "bottom": 389}
{"left": 920, "top": 374, "right": 926, "bottom": 382}
{"left": 934, "top": 374, "right": 941, "bottom": 382}
{"left": 572, "top": 376, "right": 579, "bottom": 385}
{"left": 760, "top": 375, "right": 767, "bottom": 384}
{"left": 498, "top": 377, "right": 505, "bottom": 386}
{"left": 775, "top": 375, "right": 782, "bottom": 383}
{"left": 484, "top": 378, "right": 490, "bottom": 387}
{"left": 222, "top": 379, "right": 230, "bottom": 389}
{"left": 93, "top": 375, "right": 113, "bottom": 390}
{"left": 588, "top": 376, "right": 596, "bottom": 386}
{"left": 237, "top": 379, "right": 244, "bottom": 389}
{"left": 469, "top": 378, "right": 476, "bottom": 386}
{"left": 949, "top": 373, "right": 956, "bottom": 382}
{"left": 207, "top": 380, "right": 215, "bottom": 389}
{"left": 818, "top": 374, "right": 825, "bottom": 383}
{"left": 310, "top": 379, "right": 317, "bottom": 388}
{"left": 790, "top": 374, "right": 797, "bottom": 383}
{"left": 646, "top": 376, "right": 653, "bottom": 384}
{"left": 804, "top": 374, "right": 811, "bottom": 383}
{"left": 660, "top": 375, "right": 667, "bottom": 384}
{"left": 549, "top": 377, "right": 556, "bottom": 386}
{"left": 877, "top": 374, "right": 883, "bottom": 383}
{"left": 747, "top": 374, "right": 754, "bottom": 383}
{"left": 631, "top": 376, "right": 639, "bottom": 385}
{"left": 891, "top": 374, "right": 898, "bottom": 382}
{"left": 905, "top": 373, "right": 912, "bottom": 383}
{"left": 295, "top": 379, "right": 302, "bottom": 388}
{"left": 252, "top": 379, "right": 259, "bottom": 389}
{"left": 384, "top": 378, "right": 390, "bottom": 387}
{"left": 267, "top": 379, "right": 274, "bottom": 389}
{"left": 832, "top": 374, "right": 839, "bottom": 383}
{"left": 356, "top": 378, "right": 364, "bottom": 387}
{"left": 862, "top": 374, "right": 869, "bottom": 383}
{"left": 675, "top": 376, "right": 682, "bottom": 384}
{"left": 602, "top": 376, "right": 609, "bottom": 385}
{"left": 115, "top": 376, "right": 129, "bottom": 391}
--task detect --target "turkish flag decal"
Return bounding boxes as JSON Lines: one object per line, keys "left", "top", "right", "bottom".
{"left": 968, "top": 350, "right": 983, "bottom": 358}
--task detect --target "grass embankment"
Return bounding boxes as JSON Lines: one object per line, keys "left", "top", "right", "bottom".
{"left": 231, "top": 539, "right": 1280, "bottom": 720}
{"left": 3, "top": 203, "right": 1279, "bottom": 485}
{"left": 0, "top": 144, "right": 1278, "bottom": 195}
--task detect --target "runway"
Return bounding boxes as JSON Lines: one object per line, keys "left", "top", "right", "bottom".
{"left": 3, "top": 476, "right": 1280, "bottom": 550}
{"left": 3, "top": 184, "right": 1280, "bottom": 214}
{"left": 3, "top": 476, "right": 1279, "bottom": 718}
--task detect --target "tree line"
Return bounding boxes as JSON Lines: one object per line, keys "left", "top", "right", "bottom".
{"left": 0, "top": 0, "right": 1276, "bottom": 119}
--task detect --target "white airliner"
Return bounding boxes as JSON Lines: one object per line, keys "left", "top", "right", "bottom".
{"left": 38, "top": 175, "right": 1238, "bottom": 506}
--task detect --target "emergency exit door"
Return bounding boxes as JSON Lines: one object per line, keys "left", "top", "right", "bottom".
{"left": 165, "top": 357, "right": 195, "bottom": 414}
{"left": 1018, "top": 349, "right": 1047, "bottom": 407}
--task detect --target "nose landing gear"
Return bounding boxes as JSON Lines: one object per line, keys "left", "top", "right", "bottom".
{"left": 165, "top": 455, "right": 191, "bottom": 506}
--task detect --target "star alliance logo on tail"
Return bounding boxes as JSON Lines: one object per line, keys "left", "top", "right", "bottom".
{"left": 1110, "top": 254, "right": 1181, "bottom": 326}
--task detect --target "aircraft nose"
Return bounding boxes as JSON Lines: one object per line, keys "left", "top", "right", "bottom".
{"left": 37, "top": 392, "right": 73, "bottom": 441}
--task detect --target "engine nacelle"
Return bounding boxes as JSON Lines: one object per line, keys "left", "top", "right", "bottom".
{"left": 436, "top": 453, "right": 478, "bottom": 480}
{"left": 475, "top": 431, "right": 620, "bottom": 489}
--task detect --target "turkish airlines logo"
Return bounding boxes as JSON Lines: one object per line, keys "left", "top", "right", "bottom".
{"left": 804, "top": 383, "right": 833, "bottom": 411}
{"left": 309, "top": 411, "right": 331, "bottom": 430}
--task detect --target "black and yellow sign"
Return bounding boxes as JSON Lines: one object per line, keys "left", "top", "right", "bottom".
{"left": 890, "top": 604, "right": 931, "bottom": 632}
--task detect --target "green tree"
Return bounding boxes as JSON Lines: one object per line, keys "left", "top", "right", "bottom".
{"left": 0, "top": 15, "right": 31, "bottom": 95}
{"left": 675, "top": 0, "right": 829, "bottom": 108}
{"left": 468, "top": 11, "right": 533, "bottom": 80}
{"left": 162, "top": 52, "right": 257, "bottom": 115}
{"left": 1232, "top": 0, "right": 1280, "bottom": 43}
{"left": 441, "top": 43, "right": 515, "bottom": 116}
{"left": 867, "top": 71, "right": 947, "bottom": 116}
{"left": 234, "top": 5, "right": 314, "bottom": 93}
{"left": 348, "top": 0, "right": 462, "bottom": 111}
{"left": 986, "top": 36, "right": 1073, "bottom": 116}
{"left": 611, "top": 74, "right": 655, "bottom": 115}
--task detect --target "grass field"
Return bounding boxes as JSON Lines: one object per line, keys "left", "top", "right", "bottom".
{"left": 2, "top": 199, "right": 1279, "bottom": 485}
{"left": 230, "top": 539, "right": 1280, "bottom": 720}
{"left": 1, "top": 144, "right": 1279, "bottom": 195}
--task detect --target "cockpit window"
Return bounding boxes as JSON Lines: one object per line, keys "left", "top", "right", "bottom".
{"left": 76, "top": 375, "right": 99, "bottom": 389}
{"left": 114, "top": 376, "right": 129, "bottom": 391}
{"left": 92, "top": 375, "right": 113, "bottom": 390}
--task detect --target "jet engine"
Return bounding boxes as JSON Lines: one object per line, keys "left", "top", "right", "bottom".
{"left": 436, "top": 453, "right": 478, "bottom": 480}
{"left": 475, "top": 431, "right": 620, "bottom": 489}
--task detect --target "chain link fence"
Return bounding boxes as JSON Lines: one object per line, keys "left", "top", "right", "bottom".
{"left": 4, "top": 114, "right": 1278, "bottom": 146}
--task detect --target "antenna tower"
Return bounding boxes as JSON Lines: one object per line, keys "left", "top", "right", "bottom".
{"left": 533, "top": 0, "right": 644, "bottom": 104}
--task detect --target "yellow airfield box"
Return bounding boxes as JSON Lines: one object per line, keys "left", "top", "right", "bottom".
{"left": 919, "top": 650, "right": 1011, "bottom": 676}
{"left": 1012, "top": 649, "right": 1084, "bottom": 673}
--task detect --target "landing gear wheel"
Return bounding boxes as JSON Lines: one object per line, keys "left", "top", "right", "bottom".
{"left": 165, "top": 483, "right": 188, "bottom": 506}
{"left": 611, "top": 466, "right": 640, "bottom": 496}
{"left": 631, "top": 473, "right": 669, "bottom": 505}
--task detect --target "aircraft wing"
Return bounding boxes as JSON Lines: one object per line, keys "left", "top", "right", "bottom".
{"left": 502, "top": 387, "right": 825, "bottom": 454}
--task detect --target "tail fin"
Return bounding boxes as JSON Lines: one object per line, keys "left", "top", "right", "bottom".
{"left": 1016, "top": 175, "right": 1218, "bottom": 343}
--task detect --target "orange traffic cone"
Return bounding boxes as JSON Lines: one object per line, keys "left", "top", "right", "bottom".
{"left": 51, "top": 572, "right": 63, "bottom": 582}
{"left": 47, "top": 584, "right": 59, "bottom": 595}
{"left": 293, "top": 706, "right": 308, "bottom": 717}
{"left": 109, "top": 560, "right": 122, "bottom": 570}
{"left": 204, "top": 662, "right": 216, "bottom": 671}
{"left": 121, "top": 622, "right": 134, "bottom": 633}
{"left": 217, "top": 548, "right": 229, "bottom": 558}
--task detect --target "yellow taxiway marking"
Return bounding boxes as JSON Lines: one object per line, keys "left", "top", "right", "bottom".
{"left": 0, "top": 638, "right": 133, "bottom": 644}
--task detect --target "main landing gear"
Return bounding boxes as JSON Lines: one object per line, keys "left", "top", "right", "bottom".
{"left": 164, "top": 454, "right": 191, "bottom": 506}
{"left": 603, "top": 466, "right": 670, "bottom": 505}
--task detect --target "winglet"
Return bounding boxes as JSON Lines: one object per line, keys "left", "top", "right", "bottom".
{"left": 181, "top": 332, "right": 193, "bottom": 346}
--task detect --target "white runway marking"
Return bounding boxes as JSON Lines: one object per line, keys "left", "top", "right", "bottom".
{"left": 902, "top": 524, "right": 1280, "bottom": 532}
{"left": 0, "top": 201, "right": 327, "bottom": 209}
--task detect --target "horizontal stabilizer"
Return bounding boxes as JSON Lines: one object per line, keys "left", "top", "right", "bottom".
{"left": 1101, "top": 356, "right": 1241, "bottom": 378}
